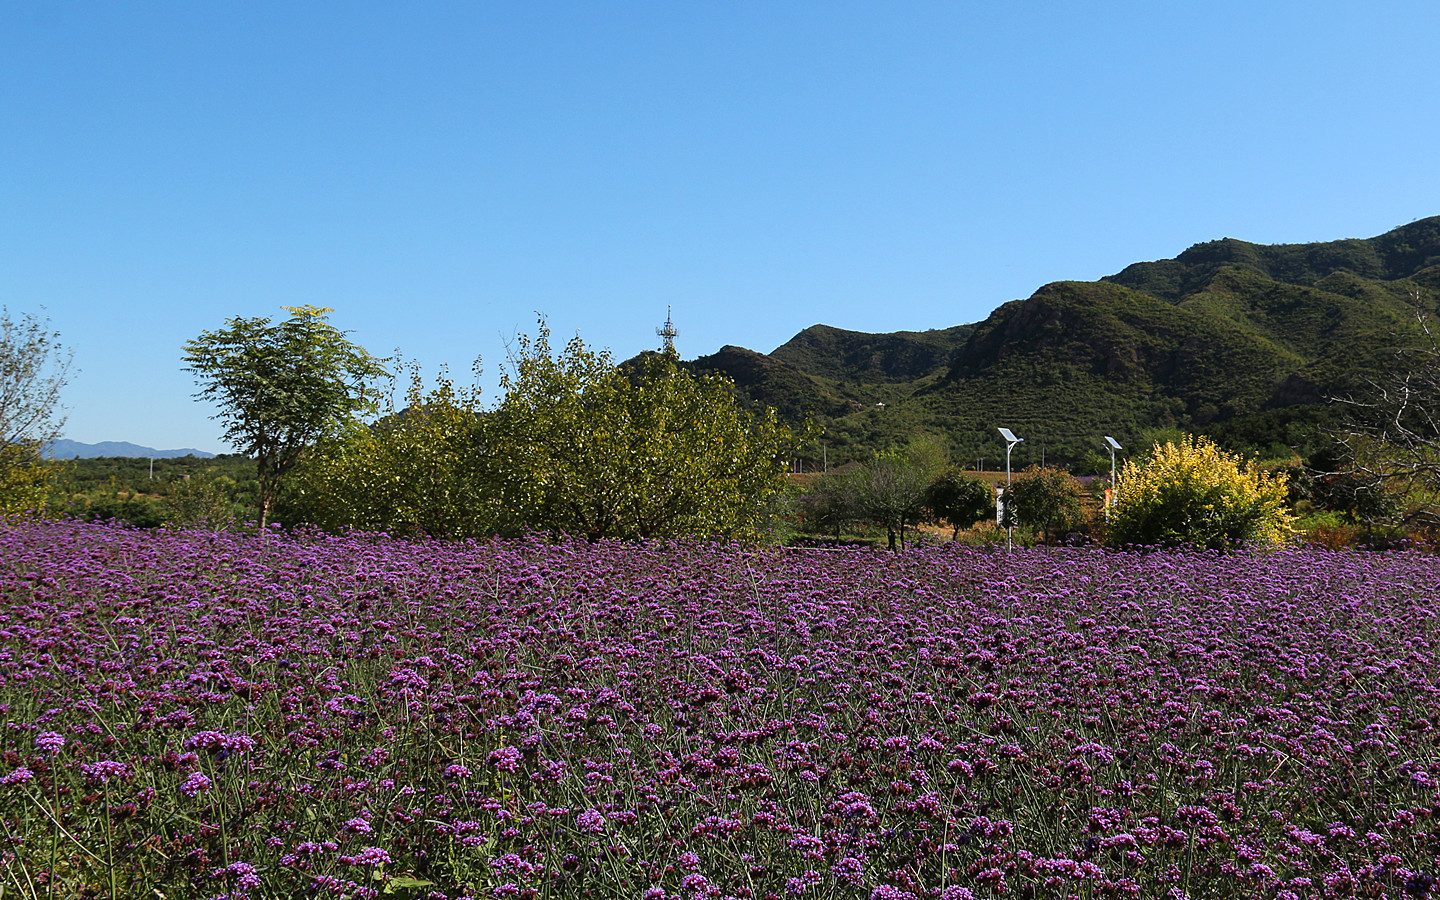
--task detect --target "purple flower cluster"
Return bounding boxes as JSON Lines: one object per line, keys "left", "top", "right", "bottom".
{"left": 184, "top": 730, "right": 257, "bottom": 754}
{"left": 80, "top": 759, "right": 132, "bottom": 784}
{"left": 179, "top": 771, "right": 214, "bottom": 796}
{"left": 1, "top": 518, "right": 1439, "bottom": 899}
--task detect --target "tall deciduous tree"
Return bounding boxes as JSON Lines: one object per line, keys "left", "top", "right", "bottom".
{"left": 802, "top": 468, "right": 862, "bottom": 539}
{"left": 486, "top": 322, "right": 802, "bottom": 541}
{"left": 852, "top": 439, "right": 947, "bottom": 550}
{"left": 0, "top": 308, "right": 71, "bottom": 515}
{"left": 182, "top": 306, "right": 388, "bottom": 529}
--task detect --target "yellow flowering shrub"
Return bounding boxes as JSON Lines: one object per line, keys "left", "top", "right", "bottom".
{"left": 1106, "top": 436, "right": 1294, "bottom": 550}
{"left": 0, "top": 442, "right": 61, "bottom": 518}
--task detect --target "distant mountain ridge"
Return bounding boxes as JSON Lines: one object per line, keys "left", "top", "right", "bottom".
{"left": 678, "top": 217, "right": 1440, "bottom": 464}
{"left": 46, "top": 440, "right": 216, "bottom": 460}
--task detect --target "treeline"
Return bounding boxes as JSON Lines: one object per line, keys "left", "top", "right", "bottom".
{"left": 170, "top": 309, "right": 806, "bottom": 541}
{"left": 6, "top": 304, "right": 1438, "bottom": 551}
{"left": 46, "top": 454, "right": 255, "bottom": 528}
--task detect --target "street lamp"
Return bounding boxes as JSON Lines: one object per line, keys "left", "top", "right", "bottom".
{"left": 998, "top": 428, "right": 1023, "bottom": 548}
{"left": 1103, "top": 436, "right": 1122, "bottom": 522}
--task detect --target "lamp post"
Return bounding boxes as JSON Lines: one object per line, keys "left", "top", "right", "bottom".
{"left": 1103, "top": 436, "right": 1122, "bottom": 522}
{"left": 998, "top": 428, "right": 1023, "bottom": 550}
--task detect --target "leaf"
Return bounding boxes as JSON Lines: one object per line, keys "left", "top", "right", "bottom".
{"left": 382, "top": 874, "right": 437, "bottom": 894}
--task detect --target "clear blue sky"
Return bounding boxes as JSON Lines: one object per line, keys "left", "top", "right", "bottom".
{"left": 4, "top": 1, "right": 1437, "bottom": 452}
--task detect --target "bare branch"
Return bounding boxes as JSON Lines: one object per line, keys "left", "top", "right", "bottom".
{"left": 1328, "top": 291, "right": 1440, "bottom": 523}
{"left": 0, "top": 307, "right": 72, "bottom": 451}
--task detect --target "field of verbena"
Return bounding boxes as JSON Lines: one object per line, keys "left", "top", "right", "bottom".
{"left": 2, "top": 522, "right": 1439, "bottom": 900}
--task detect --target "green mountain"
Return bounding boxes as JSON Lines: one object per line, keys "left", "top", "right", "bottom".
{"left": 684, "top": 217, "right": 1440, "bottom": 468}
{"left": 769, "top": 323, "right": 975, "bottom": 383}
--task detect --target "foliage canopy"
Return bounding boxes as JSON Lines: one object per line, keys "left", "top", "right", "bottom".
{"left": 182, "top": 306, "right": 389, "bottom": 528}
{"left": 1107, "top": 436, "right": 1293, "bottom": 549}
{"left": 486, "top": 325, "right": 803, "bottom": 541}
{"left": 924, "top": 469, "right": 994, "bottom": 540}
{"left": 297, "top": 365, "right": 494, "bottom": 538}
{"left": 1005, "top": 465, "right": 1085, "bottom": 544}
{"left": 296, "top": 322, "right": 803, "bottom": 542}
{"left": 0, "top": 308, "right": 71, "bottom": 516}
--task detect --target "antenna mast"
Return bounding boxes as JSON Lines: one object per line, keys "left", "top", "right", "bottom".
{"left": 656, "top": 306, "right": 679, "bottom": 353}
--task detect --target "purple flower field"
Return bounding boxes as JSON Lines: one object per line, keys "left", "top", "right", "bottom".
{"left": 2, "top": 519, "right": 1439, "bottom": 899}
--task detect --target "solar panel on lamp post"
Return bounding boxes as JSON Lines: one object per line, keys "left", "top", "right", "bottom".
{"left": 998, "top": 428, "right": 1023, "bottom": 550}
{"left": 1103, "top": 436, "right": 1122, "bottom": 522}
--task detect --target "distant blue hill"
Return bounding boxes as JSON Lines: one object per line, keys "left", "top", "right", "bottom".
{"left": 45, "top": 440, "right": 217, "bottom": 460}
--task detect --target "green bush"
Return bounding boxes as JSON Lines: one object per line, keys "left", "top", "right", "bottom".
{"left": 296, "top": 369, "right": 496, "bottom": 539}
{"left": 298, "top": 325, "right": 805, "bottom": 543}
{"left": 924, "top": 469, "right": 994, "bottom": 540}
{"left": 76, "top": 495, "right": 168, "bottom": 529}
{"left": 1006, "top": 466, "right": 1085, "bottom": 544}
{"left": 1106, "top": 436, "right": 1293, "bottom": 549}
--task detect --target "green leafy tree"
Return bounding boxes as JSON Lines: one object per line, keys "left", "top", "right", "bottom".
{"left": 0, "top": 308, "right": 71, "bottom": 515}
{"left": 486, "top": 322, "right": 803, "bottom": 541}
{"left": 182, "top": 306, "right": 389, "bottom": 529}
{"left": 853, "top": 440, "right": 947, "bottom": 551}
{"left": 296, "top": 364, "right": 497, "bottom": 538}
{"left": 1006, "top": 466, "right": 1086, "bottom": 544}
{"left": 1107, "top": 436, "right": 1294, "bottom": 549}
{"left": 925, "top": 469, "right": 994, "bottom": 540}
{"left": 801, "top": 468, "right": 862, "bottom": 539}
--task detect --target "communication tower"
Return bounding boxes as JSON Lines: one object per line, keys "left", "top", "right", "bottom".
{"left": 656, "top": 306, "right": 679, "bottom": 353}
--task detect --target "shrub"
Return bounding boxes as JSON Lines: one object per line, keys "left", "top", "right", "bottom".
{"left": 924, "top": 469, "right": 994, "bottom": 540}
{"left": 1106, "top": 436, "right": 1293, "bottom": 549}
{"left": 296, "top": 369, "right": 496, "bottom": 539}
{"left": 0, "top": 442, "right": 61, "bottom": 517}
{"left": 1006, "top": 466, "right": 1085, "bottom": 544}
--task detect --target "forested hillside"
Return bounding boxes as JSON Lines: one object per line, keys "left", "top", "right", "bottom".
{"left": 686, "top": 217, "right": 1440, "bottom": 467}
